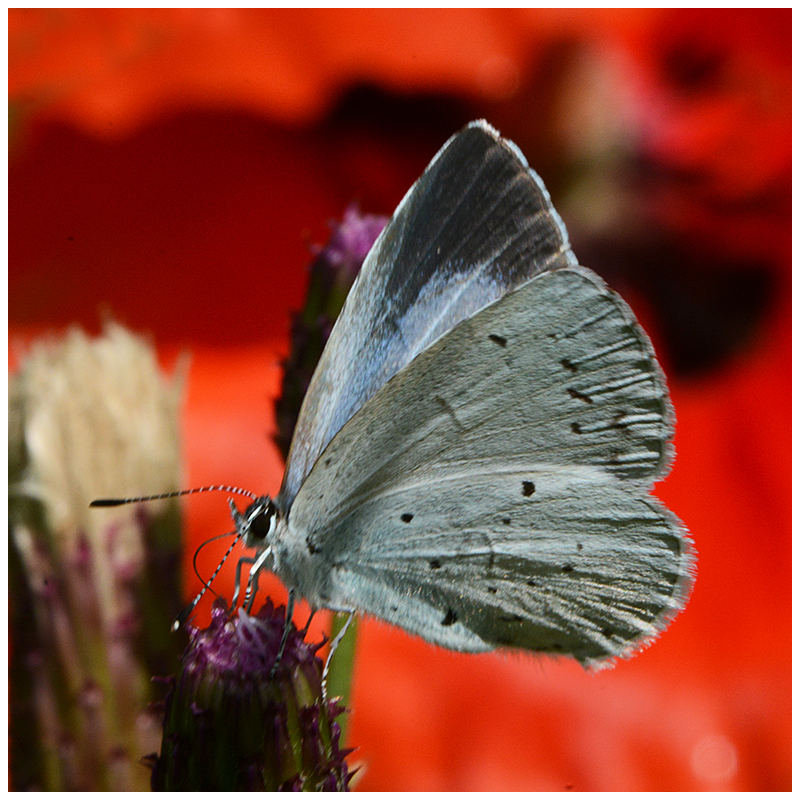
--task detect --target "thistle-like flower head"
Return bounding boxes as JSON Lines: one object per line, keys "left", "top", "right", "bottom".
{"left": 150, "top": 600, "right": 352, "bottom": 791}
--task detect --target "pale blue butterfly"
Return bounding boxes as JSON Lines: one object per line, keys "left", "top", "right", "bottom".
{"left": 97, "top": 120, "right": 694, "bottom": 669}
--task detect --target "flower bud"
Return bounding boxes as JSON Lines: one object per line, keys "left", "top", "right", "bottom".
{"left": 150, "top": 600, "right": 352, "bottom": 790}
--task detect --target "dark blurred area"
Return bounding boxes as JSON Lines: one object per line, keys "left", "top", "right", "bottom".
{"left": 9, "top": 9, "right": 790, "bottom": 380}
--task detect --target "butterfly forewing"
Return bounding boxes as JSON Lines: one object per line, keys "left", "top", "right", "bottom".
{"left": 279, "top": 121, "right": 578, "bottom": 508}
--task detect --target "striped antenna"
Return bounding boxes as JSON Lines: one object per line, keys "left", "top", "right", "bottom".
{"left": 89, "top": 485, "right": 260, "bottom": 629}
{"left": 89, "top": 485, "right": 258, "bottom": 507}
{"left": 173, "top": 521, "right": 244, "bottom": 630}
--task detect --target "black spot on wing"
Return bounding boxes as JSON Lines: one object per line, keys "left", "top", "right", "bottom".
{"left": 567, "top": 387, "right": 593, "bottom": 404}
{"left": 522, "top": 480, "right": 536, "bottom": 497}
{"left": 488, "top": 333, "right": 507, "bottom": 347}
{"left": 501, "top": 517, "right": 511, "bottom": 525}
{"left": 560, "top": 357, "right": 578, "bottom": 373}
{"left": 306, "top": 537, "right": 320, "bottom": 555}
{"left": 441, "top": 608, "right": 458, "bottom": 626}
{"left": 429, "top": 559, "right": 442, "bottom": 570}
{"left": 401, "top": 512, "right": 414, "bottom": 523}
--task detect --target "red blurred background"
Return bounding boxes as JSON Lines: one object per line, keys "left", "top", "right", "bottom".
{"left": 9, "top": 8, "right": 790, "bottom": 790}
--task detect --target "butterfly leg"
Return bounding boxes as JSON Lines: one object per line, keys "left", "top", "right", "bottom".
{"left": 322, "top": 612, "right": 354, "bottom": 702}
{"left": 302, "top": 607, "right": 317, "bottom": 636}
{"left": 231, "top": 555, "right": 255, "bottom": 610}
{"left": 242, "top": 546, "right": 272, "bottom": 613}
{"left": 269, "top": 588, "right": 296, "bottom": 679}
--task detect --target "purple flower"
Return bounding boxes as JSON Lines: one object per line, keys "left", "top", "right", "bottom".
{"left": 149, "top": 600, "right": 352, "bottom": 791}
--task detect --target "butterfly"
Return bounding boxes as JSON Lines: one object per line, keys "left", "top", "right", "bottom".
{"left": 98, "top": 120, "right": 694, "bottom": 668}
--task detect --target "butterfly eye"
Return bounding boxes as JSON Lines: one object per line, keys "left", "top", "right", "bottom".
{"left": 243, "top": 499, "right": 276, "bottom": 543}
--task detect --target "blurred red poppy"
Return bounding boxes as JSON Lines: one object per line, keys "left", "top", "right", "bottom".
{"left": 9, "top": 8, "right": 790, "bottom": 791}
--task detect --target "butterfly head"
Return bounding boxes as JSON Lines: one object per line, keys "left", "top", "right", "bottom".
{"left": 230, "top": 495, "right": 279, "bottom": 551}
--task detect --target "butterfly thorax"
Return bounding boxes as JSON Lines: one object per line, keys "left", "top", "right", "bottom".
{"left": 269, "top": 513, "right": 344, "bottom": 612}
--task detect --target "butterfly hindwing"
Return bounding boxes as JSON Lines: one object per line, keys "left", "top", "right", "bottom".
{"left": 301, "top": 468, "right": 688, "bottom": 665}
{"left": 279, "top": 121, "right": 577, "bottom": 507}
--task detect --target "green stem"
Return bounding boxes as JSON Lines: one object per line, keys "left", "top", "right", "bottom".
{"left": 325, "top": 612, "right": 358, "bottom": 744}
